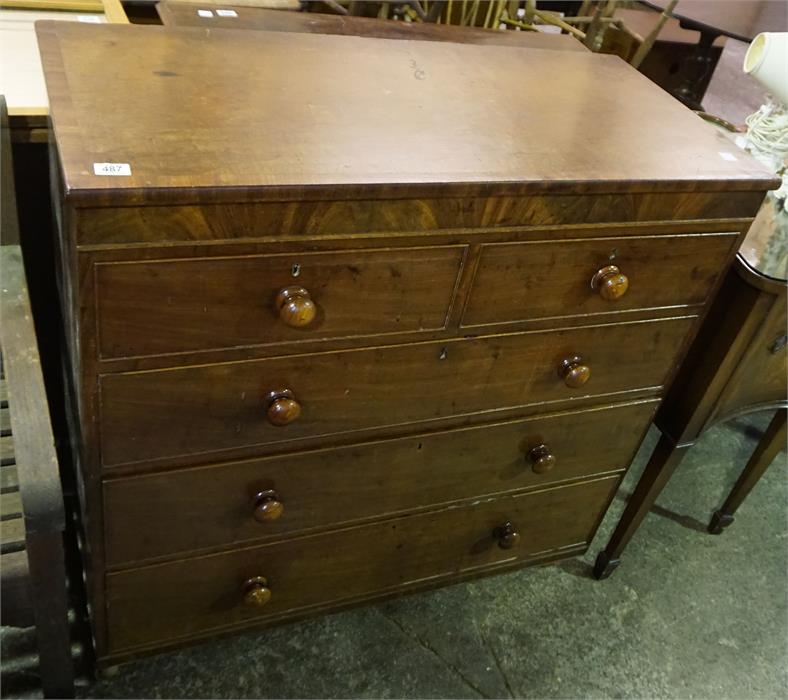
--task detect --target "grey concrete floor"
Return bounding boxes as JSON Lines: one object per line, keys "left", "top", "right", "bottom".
{"left": 72, "top": 414, "right": 788, "bottom": 699}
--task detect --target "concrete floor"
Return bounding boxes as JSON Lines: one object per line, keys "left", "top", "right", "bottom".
{"left": 70, "top": 414, "right": 787, "bottom": 699}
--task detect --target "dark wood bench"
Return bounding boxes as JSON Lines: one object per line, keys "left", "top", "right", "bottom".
{"left": 1, "top": 95, "right": 75, "bottom": 699}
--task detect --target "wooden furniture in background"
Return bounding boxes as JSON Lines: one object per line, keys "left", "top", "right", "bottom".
{"left": 37, "top": 21, "right": 776, "bottom": 666}
{"left": 1, "top": 0, "right": 122, "bottom": 14}
{"left": 0, "top": 4, "right": 129, "bottom": 546}
{"left": 639, "top": 0, "right": 788, "bottom": 109}
{"left": 642, "top": 0, "right": 787, "bottom": 42}
{"left": 0, "top": 0, "right": 127, "bottom": 121}
{"left": 615, "top": 7, "right": 726, "bottom": 106}
{"left": 155, "top": 2, "right": 587, "bottom": 50}
{"left": 709, "top": 408, "right": 786, "bottom": 534}
{"left": 594, "top": 198, "right": 788, "bottom": 577}
{"left": 165, "top": 0, "right": 300, "bottom": 8}
{"left": 0, "top": 96, "right": 75, "bottom": 699}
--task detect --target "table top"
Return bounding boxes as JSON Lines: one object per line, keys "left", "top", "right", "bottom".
{"left": 155, "top": 2, "right": 588, "bottom": 51}
{"left": 37, "top": 22, "right": 777, "bottom": 205}
{"left": 642, "top": 1, "right": 786, "bottom": 41}
{"left": 700, "top": 116, "right": 787, "bottom": 283}
{"left": 739, "top": 195, "right": 788, "bottom": 282}
{"left": 0, "top": 8, "right": 107, "bottom": 115}
{"left": 617, "top": 8, "right": 725, "bottom": 47}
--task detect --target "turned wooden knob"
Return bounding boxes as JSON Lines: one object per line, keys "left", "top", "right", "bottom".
{"left": 253, "top": 490, "right": 284, "bottom": 522}
{"left": 242, "top": 576, "right": 272, "bottom": 607}
{"left": 266, "top": 389, "right": 301, "bottom": 426}
{"left": 494, "top": 522, "right": 521, "bottom": 550}
{"left": 591, "top": 265, "right": 629, "bottom": 301}
{"left": 558, "top": 355, "right": 590, "bottom": 388}
{"left": 276, "top": 286, "right": 316, "bottom": 328}
{"left": 528, "top": 444, "right": 556, "bottom": 474}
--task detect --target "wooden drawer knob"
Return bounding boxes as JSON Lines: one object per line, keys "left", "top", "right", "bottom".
{"left": 242, "top": 576, "right": 272, "bottom": 607}
{"left": 591, "top": 265, "right": 629, "bottom": 301}
{"left": 266, "top": 389, "right": 301, "bottom": 426}
{"left": 493, "top": 521, "right": 521, "bottom": 550}
{"left": 253, "top": 490, "right": 284, "bottom": 522}
{"left": 528, "top": 444, "right": 556, "bottom": 474}
{"left": 558, "top": 355, "right": 590, "bottom": 388}
{"left": 276, "top": 286, "right": 316, "bottom": 328}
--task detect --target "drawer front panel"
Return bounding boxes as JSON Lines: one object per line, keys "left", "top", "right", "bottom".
{"left": 106, "top": 476, "right": 619, "bottom": 651}
{"left": 463, "top": 233, "right": 737, "bottom": 326}
{"left": 713, "top": 290, "right": 788, "bottom": 420}
{"left": 96, "top": 246, "right": 465, "bottom": 358}
{"left": 99, "top": 317, "right": 693, "bottom": 467}
{"left": 104, "top": 400, "right": 657, "bottom": 565}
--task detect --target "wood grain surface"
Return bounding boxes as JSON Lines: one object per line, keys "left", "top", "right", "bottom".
{"left": 95, "top": 245, "right": 465, "bottom": 358}
{"left": 462, "top": 232, "right": 738, "bottom": 326}
{"left": 36, "top": 22, "right": 777, "bottom": 204}
{"left": 106, "top": 475, "right": 619, "bottom": 652}
{"left": 73, "top": 192, "right": 765, "bottom": 245}
{"left": 98, "top": 317, "right": 694, "bottom": 467}
{"left": 102, "top": 400, "right": 657, "bottom": 565}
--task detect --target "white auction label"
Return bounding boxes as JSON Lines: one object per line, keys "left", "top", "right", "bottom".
{"left": 77, "top": 15, "right": 102, "bottom": 23}
{"left": 216, "top": 9, "right": 238, "bottom": 17}
{"left": 718, "top": 151, "right": 738, "bottom": 162}
{"left": 93, "top": 163, "right": 132, "bottom": 176}
{"left": 198, "top": 9, "right": 214, "bottom": 17}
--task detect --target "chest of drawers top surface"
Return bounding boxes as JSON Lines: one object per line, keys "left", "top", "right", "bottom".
{"left": 37, "top": 21, "right": 776, "bottom": 208}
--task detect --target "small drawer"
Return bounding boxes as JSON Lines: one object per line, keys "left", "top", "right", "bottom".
{"left": 106, "top": 475, "right": 619, "bottom": 652}
{"left": 712, "top": 289, "right": 787, "bottom": 421}
{"left": 99, "top": 316, "right": 694, "bottom": 467}
{"left": 103, "top": 400, "right": 657, "bottom": 565}
{"left": 462, "top": 232, "right": 738, "bottom": 327}
{"left": 95, "top": 245, "right": 465, "bottom": 358}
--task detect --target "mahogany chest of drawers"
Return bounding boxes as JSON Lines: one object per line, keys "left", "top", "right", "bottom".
{"left": 37, "top": 22, "right": 777, "bottom": 665}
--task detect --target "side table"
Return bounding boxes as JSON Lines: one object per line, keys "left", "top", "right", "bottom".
{"left": 594, "top": 196, "right": 788, "bottom": 578}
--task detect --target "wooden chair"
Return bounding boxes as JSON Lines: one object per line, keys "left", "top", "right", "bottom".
{"left": 0, "top": 95, "right": 75, "bottom": 698}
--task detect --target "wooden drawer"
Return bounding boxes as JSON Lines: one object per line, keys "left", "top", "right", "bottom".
{"left": 95, "top": 245, "right": 465, "bottom": 358}
{"left": 103, "top": 400, "right": 657, "bottom": 565}
{"left": 712, "top": 286, "right": 787, "bottom": 422}
{"left": 106, "top": 475, "right": 619, "bottom": 652}
{"left": 99, "top": 317, "right": 693, "bottom": 467}
{"left": 462, "top": 232, "right": 737, "bottom": 327}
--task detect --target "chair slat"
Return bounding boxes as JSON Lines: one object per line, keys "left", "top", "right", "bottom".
{"left": 1, "top": 516, "right": 25, "bottom": 553}
{"left": 0, "top": 434, "right": 15, "bottom": 465}
{"left": 0, "top": 549, "right": 33, "bottom": 626}
{"left": 1, "top": 465, "right": 19, "bottom": 492}
{"left": 1, "top": 490, "right": 23, "bottom": 520}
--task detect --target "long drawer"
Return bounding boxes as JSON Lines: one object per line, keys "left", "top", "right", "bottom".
{"left": 99, "top": 317, "right": 693, "bottom": 467}
{"left": 463, "top": 232, "right": 737, "bottom": 326}
{"left": 95, "top": 245, "right": 465, "bottom": 358}
{"left": 106, "top": 475, "right": 619, "bottom": 652}
{"left": 103, "top": 400, "right": 657, "bottom": 565}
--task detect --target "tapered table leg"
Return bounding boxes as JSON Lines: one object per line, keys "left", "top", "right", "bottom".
{"left": 594, "top": 433, "right": 691, "bottom": 579}
{"left": 708, "top": 409, "right": 787, "bottom": 534}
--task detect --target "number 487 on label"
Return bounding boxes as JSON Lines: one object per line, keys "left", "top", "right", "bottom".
{"left": 93, "top": 162, "right": 132, "bottom": 176}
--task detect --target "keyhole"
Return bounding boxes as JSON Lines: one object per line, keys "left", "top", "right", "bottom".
{"left": 291, "top": 263, "right": 301, "bottom": 277}
{"left": 608, "top": 249, "right": 618, "bottom": 261}
{"left": 438, "top": 348, "right": 448, "bottom": 360}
